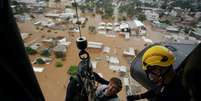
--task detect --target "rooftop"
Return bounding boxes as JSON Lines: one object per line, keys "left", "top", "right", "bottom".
{"left": 53, "top": 45, "right": 66, "bottom": 52}
{"left": 133, "top": 20, "right": 144, "bottom": 27}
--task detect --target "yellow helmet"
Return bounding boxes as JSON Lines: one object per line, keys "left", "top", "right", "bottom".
{"left": 142, "top": 45, "right": 175, "bottom": 70}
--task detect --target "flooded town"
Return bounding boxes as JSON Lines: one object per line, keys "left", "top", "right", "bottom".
{"left": 7, "top": 0, "right": 201, "bottom": 101}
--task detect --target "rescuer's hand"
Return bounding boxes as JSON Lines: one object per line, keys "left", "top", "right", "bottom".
{"left": 127, "top": 95, "right": 140, "bottom": 101}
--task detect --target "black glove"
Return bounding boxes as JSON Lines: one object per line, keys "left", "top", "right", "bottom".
{"left": 127, "top": 95, "right": 140, "bottom": 101}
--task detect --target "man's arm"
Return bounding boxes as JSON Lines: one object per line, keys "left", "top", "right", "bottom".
{"left": 93, "top": 72, "right": 109, "bottom": 85}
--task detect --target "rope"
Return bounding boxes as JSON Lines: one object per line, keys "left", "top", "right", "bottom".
{"left": 72, "top": 1, "right": 96, "bottom": 100}
{"left": 73, "top": 0, "right": 82, "bottom": 37}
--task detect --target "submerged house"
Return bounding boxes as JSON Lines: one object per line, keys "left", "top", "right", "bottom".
{"left": 53, "top": 45, "right": 67, "bottom": 58}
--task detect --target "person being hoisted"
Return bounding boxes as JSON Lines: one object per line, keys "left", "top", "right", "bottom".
{"left": 65, "top": 62, "right": 109, "bottom": 101}
{"left": 65, "top": 36, "right": 109, "bottom": 101}
{"left": 127, "top": 45, "right": 190, "bottom": 101}
{"left": 96, "top": 77, "right": 122, "bottom": 101}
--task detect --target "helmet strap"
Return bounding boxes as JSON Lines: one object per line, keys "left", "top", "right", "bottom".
{"left": 146, "top": 65, "right": 175, "bottom": 86}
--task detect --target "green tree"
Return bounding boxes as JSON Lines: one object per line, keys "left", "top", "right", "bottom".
{"left": 78, "top": 0, "right": 96, "bottom": 12}
{"left": 119, "top": 0, "right": 142, "bottom": 18}
{"left": 47, "top": 30, "right": 51, "bottom": 33}
{"left": 79, "top": 4, "right": 88, "bottom": 12}
{"left": 25, "top": 47, "right": 37, "bottom": 55}
{"left": 55, "top": 60, "right": 63, "bottom": 68}
{"left": 36, "top": 58, "right": 45, "bottom": 64}
{"left": 67, "top": 65, "right": 78, "bottom": 76}
{"left": 171, "top": 0, "right": 193, "bottom": 10}
{"left": 138, "top": 14, "right": 146, "bottom": 22}
{"left": 160, "top": 20, "right": 171, "bottom": 25}
{"left": 97, "top": 0, "right": 114, "bottom": 18}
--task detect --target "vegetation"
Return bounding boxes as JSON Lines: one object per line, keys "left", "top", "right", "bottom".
{"left": 161, "top": 0, "right": 201, "bottom": 12}
{"left": 25, "top": 47, "right": 37, "bottom": 55}
{"left": 67, "top": 65, "right": 78, "bottom": 76}
{"left": 100, "top": 0, "right": 114, "bottom": 18}
{"left": 40, "top": 28, "right": 44, "bottom": 31}
{"left": 55, "top": 60, "right": 63, "bottom": 68}
{"left": 79, "top": 0, "right": 114, "bottom": 19}
{"left": 119, "top": 0, "right": 142, "bottom": 18}
{"left": 36, "top": 27, "right": 40, "bottom": 30}
{"left": 79, "top": 0, "right": 96, "bottom": 12}
{"left": 160, "top": 20, "right": 171, "bottom": 25}
{"left": 36, "top": 58, "right": 45, "bottom": 64}
{"left": 47, "top": 30, "right": 51, "bottom": 33}
{"left": 138, "top": 14, "right": 146, "bottom": 22}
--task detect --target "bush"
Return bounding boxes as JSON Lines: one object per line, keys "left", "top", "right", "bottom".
{"left": 25, "top": 47, "right": 37, "bottom": 55}
{"left": 92, "top": 13, "right": 95, "bottom": 16}
{"left": 36, "top": 27, "right": 39, "bottom": 30}
{"left": 36, "top": 58, "right": 45, "bottom": 64}
{"left": 41, "top": 35, "right": 45, "bottom": 38}
{"left": 47, "top": 30, "right": 51, "bottom": 32}
{"left": 67, "top": 65, "right": 78, "bottom": 76}
{"left": 55, "top": 60, "right": 63, "bottom": 68}
{"left": 160, "top": 20, "right": 171, "bottom": 25}
{"left": 138, "top": 14, "right": 146, "bottom": 22}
